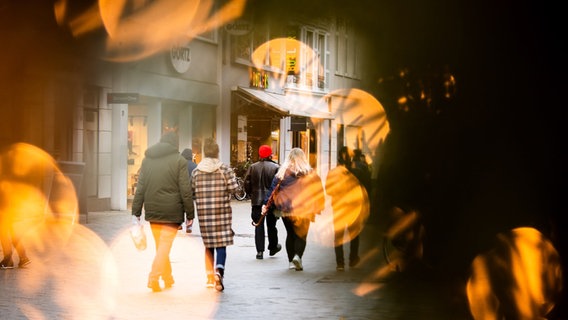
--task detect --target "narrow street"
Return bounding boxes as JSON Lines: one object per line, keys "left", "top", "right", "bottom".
{"left": 0, "top": 200, "right": 471, "bottom": 320}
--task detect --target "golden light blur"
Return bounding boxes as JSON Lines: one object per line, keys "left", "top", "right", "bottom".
{"left": 284, "top": 176, "right": 326, "bottom": 239}
{"left": 311, "top": 87, "right": 390, "bottom": 246}
{"left": 381, "top": 207, "right": 424, "bottom": 273}
{"left": 0, "top": 143, "right": 78, "bottom": 243}
{"left": 352, "top": 247, "right": 390, "bottom": 297}
{"left": 1, "top": 0, "right": 561, "bottom": 318}
{"left": 0, "top": 143, "right": 221, "bottom": 319}
{"left": 54, "top": 0, "right": 247, "bottom": 62}
{"left": 251, "top": 37, "right": 322, "bottom": 90}
{"left": 466, "top": 227, "right": 563, "bottom": 320}
{"left": 329, "top": 88, "right": 390, "bottom": 170}
{"left": 325, "top": 166, "right": 369, "bottom": 247}
{"left": 0, "top": 143, "right": 117, "bottom": 319}
{"left": 107, "top": 225, "right": 220, "bottom": 318}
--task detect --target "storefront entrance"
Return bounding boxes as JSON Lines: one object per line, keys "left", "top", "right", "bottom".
{"left": 127, "top": 102, "right": 215, "bottom": 199}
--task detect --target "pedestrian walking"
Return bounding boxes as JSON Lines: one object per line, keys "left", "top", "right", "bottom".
{"left": 0, "top": 195, "right": 30, "bottom": 269}
{"left": 192, "top": 137, "right": 239, "bottom": 291}
{"left": 262, "top": 148, "right": 324, "bottom": 271}
{"left": 181, "top": 148, "right": 197, "bottom": 174}
{"left": 0, "top": 143, "right": 46, "bottom": 270}
{"left": 325, "top": 147, "right": 369, "bottom": 271}
{"left": 131, "top": 131, "right": 194, "bottom": 292}
{"left": 244, "top": 145, "right": 281, "bottom": 260}
{"left": 181, "top": 148, "right": 197, "bottom": 233}
{"left": 351, "top": 149, "right": 372, "bottom": 194}
{"left": 0, "top": 208, "right": 30, "bottom": 269}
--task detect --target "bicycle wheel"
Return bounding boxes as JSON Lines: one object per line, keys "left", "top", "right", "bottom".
{"left": 382, "top": 208, "right": 425, "bottom": 272}
{"left": 382, "top": 235, "right": 405, "bottom": 272}
{"left": 233, "top": 177, "right": 247, "bottom": 201}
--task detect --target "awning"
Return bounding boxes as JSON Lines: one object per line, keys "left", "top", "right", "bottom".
{"left": 234, "top": 86, "right": 334, "bottom": 120}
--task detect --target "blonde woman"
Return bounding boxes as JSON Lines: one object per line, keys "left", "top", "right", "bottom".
{"left": 262, "top": 148, "right": 324, "bottom": 271}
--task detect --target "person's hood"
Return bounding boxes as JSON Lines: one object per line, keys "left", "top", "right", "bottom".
{"left": 181, "top": 148, "right": 193, "bottom": 161}
{"left": 196, "top": 157, "right": 223, "bottom": 173}
{"left": 144, "top": 142, "right": 179, "bottom": 159}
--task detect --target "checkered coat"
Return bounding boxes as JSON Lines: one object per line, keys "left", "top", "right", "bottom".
{"left": 192, "top": 158, "right": 238, "bottom": 248}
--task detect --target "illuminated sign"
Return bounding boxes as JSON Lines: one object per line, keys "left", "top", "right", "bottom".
{"left": 286, "top": 43, "right": 298, "bottom": 75}
{"left": 250, "top": 71, "right": 269, "bottom": 89}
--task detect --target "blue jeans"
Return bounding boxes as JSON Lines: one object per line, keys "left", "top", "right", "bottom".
{"left": 205, "top": 247, "right": 226, "bottom": 276}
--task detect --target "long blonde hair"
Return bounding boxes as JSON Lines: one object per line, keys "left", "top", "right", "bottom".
{"left": 275, "top": 148, "right": 311, "bottom": 180}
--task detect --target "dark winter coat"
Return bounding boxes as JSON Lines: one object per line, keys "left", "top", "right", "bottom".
{"left": 132, "top": 141, "right": 194, "bottom": 224}
{"left": 244, "top": 159, "right": 279, "bottom": 206}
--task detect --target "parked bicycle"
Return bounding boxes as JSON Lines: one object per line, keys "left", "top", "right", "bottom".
{"left": 382, "top": 206, "right": 425, "bottom": 272}
{"left": 233, "top": 176, "right": 248, "bottom": 201}
{"left": 231, "top": 161, "right": 250, "bottom": 201}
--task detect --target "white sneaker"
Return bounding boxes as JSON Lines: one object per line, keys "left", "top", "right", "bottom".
{"left": 288, "top": 262, "right": 296, "bottom": 270}
{"left": 292, "top": 255, "right": 303, "bottom": 271}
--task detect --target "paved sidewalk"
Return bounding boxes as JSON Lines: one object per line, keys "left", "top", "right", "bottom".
{"left": 1, "top": 200, "right": 467, "bottom": 319}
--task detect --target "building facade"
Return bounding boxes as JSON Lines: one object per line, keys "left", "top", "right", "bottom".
{"left": 1, "top": 2, "right": 388, "bottom": 214}
{"left": 221, "top": 8, "right": 389, "bottom": 183}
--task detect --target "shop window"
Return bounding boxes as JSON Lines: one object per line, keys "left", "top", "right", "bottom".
{"left": 286, "top": 25, "right": 329, "bottom": 92}
{"left": 233, "top": 23, "right": 270, "bottom": 67}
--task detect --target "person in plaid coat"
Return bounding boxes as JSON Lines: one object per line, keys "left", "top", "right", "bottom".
{"left": 192, "top": 138, "right": 238, "bottom": 291}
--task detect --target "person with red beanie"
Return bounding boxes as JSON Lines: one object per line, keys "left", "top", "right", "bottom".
{"left": 244, "top": 145, "right": 281, "bottom": 259}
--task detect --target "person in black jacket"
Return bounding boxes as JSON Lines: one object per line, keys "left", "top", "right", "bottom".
{"left": 132, "top": 131, "right": 194, "bottom": 292}
{"left": 244, "top": 145, "right": 281, "bottom": 260}
{"left": 351, "top": 149, "right": 372, "bottom": 194}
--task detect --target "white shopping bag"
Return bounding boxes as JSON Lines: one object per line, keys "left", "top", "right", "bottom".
{"left": 129, "top": 217, "right": 147, "bottom": 251}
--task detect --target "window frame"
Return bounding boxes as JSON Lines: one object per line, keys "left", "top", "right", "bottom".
{"left": 334, "top": 17, "right": 359, "bottom": 80}
{"left": 298, "top": 25, "right": 329, "bottom": 92}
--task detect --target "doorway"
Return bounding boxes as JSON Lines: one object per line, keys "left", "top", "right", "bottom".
{"left": 127, "top": 105, "right": 148, "bottom": 199}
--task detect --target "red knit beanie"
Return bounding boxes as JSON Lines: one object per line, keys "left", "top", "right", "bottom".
{"left": 259, "top": 145, "right": 272, "bottom": 159}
